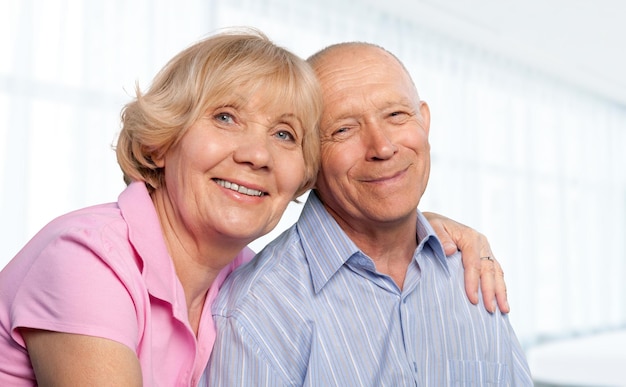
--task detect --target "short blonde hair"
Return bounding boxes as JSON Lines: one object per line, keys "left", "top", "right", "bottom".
{"left": 116, "top": 28, "right": 322, "bottom": 197}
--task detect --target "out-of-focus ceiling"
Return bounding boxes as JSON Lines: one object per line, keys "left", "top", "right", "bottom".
{"left": 365, "top": 0, "right": 626, "bottom": 106}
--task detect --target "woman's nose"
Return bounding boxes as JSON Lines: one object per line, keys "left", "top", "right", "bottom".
{"left": 232, "top": 125, "right": 273, "bottom": 169}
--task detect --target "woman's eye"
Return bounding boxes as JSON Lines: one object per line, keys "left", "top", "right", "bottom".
{"left": 215, "top": 113, "right": 234, "bottom": 124}
{"left": 275, "top": 130, "right": 295, "bottom": 142}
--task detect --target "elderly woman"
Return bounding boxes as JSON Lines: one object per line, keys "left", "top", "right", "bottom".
{"left": 0, "top": 28, "right": 505, "bottom": 385}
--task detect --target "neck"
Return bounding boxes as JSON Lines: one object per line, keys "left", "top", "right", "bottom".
{"left": 333, "top": 212, "right": 418, "bottom": 290}
{"left": 166, "top": 224, "right": 248, "bottom": 336}
{"left": 151, "top": 189, "right": 250, "bottom": 335}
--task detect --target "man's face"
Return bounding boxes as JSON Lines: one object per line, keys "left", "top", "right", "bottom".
{"left": 313, "top": 45, "right": 431, "bottom": 233}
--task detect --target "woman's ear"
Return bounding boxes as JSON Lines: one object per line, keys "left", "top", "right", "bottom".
{"left": 147, "top": 148, "right": 165, "bottom": 168}
{"left": 152, "top": 155, "right": 165, "bottom": 168}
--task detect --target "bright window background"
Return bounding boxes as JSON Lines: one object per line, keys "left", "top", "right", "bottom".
{"left": 2, "top": 0, "right": 625, "bottom": 369}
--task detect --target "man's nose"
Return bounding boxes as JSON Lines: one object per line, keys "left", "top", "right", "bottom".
{"left": 364, "top": 123, "right": 398, "bottom": 160}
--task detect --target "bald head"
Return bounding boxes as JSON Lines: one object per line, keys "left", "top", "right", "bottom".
{"left": 307, "top": 42, "right": 420, "bottom": 100}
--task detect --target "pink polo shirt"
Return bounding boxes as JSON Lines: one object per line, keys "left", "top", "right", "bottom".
{"left": 0, "top": 181, "right": 255, "bottom": 386}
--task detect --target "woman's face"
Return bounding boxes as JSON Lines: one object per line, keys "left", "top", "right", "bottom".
{"left": 154, "top": 89, "right": 307, "bottom": 247}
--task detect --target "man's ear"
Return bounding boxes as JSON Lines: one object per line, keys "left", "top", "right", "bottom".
{"left": 419, "top": 100, "right": 431, "bottom": 135}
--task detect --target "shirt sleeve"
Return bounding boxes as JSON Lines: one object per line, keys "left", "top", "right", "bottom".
{"left": 506, "top": 319, "right": 534, "bottom": 384}
{"left": 10, "top": 226, "right": 141, "bottom": 351}
{"left": 205, "top": 314, "right": 289, "bottom": 387}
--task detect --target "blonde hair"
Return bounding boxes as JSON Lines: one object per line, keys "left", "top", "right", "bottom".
{"left": 116, "top": 28, "right": 322, "bottom": 197}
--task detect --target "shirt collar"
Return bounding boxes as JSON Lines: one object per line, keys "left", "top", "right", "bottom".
{"left": 297, "top": 191, "right": 450, "bottom": 293}
{"left": 118, "top": 181, "right": 179, "bottom": 304}
{"left": 297, "top": 191, "right": 361, "bottom": 293}
{"left": 415, "top": 211, "right": 450, "bottom": 275}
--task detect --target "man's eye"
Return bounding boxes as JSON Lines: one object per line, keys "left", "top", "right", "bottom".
{"left": 389, "top": 111, "right": 411, "bottom": 124}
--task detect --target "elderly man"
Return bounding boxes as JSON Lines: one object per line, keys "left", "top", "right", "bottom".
{"left": 205, "top": 42, "right": 532, "bottom": 385}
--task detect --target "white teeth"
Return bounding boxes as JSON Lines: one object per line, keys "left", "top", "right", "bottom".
{"left": 215, "top": 179, "right": 264, "bottom": 196}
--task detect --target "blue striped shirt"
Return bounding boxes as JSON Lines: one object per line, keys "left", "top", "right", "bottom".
{"left": 204, "top": 191, "right": 532, "bottom": 386}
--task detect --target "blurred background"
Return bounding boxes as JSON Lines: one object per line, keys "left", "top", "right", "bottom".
{"left": 1, "top": 0, "right": 625, "bottom": 385}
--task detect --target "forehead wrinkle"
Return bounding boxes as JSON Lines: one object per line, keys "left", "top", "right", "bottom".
{"left": 223, "top": 88, "right": 301, "bottom": 127}
{"left": 325, "top": 90, "right": 415, "bottom": 120}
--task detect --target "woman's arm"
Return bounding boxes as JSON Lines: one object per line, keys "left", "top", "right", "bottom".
{"left": 22, "top": 329, "right": 142, "bottom": 386}
{"left": 423, "top": 212, "right": 509, "bottom": 313}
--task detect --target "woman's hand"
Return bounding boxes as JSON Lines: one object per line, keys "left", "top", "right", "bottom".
{"left": 424, "top": 211, "right": 509, "bottom": 313}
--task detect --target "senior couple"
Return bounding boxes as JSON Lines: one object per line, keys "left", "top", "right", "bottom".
{"left": 0, "top": 27, "right": 531, "bottom": 385}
